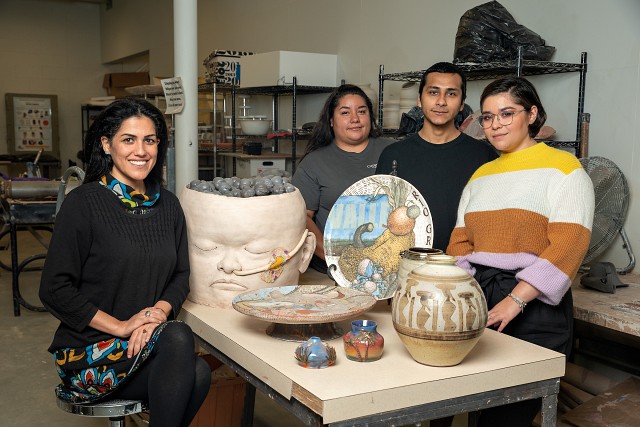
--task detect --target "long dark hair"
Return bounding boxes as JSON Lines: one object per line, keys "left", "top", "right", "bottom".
{"left": 480, "top": 77, "right": 547, "bottom": 138}
{"left": 303, "top": 84, "right": 381, "bottom": 158}
{"left": 83, "top": 98, "right": 168, "bottom": 185}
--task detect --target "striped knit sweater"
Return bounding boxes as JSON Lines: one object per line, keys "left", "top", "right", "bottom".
{"left": 446, "top": 142, "right": 594, "bottom": 305}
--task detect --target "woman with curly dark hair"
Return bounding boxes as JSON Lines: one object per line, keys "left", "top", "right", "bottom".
{"left": 40, "top": 98, "right": 210, "bottom": 427}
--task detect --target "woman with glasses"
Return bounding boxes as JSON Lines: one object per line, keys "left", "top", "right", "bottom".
{"left": 447, "top": 77, "right": 594, "bottom": 427}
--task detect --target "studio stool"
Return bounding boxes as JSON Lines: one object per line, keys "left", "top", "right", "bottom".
{"left": 56, "top": 397, "right": 147, "bottom": 427}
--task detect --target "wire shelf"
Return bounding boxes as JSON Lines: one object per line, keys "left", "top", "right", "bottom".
{"left": 380, "top": 60, "right": 586, "bottom": 83}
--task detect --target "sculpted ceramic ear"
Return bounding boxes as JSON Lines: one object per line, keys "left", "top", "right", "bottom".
{"left": 298, "top": 231, "right": 316, "bottom": 273}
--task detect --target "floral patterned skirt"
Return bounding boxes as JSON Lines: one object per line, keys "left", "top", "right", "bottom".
{"left": 54, "top": 321, "right": 171, "bottom": 403}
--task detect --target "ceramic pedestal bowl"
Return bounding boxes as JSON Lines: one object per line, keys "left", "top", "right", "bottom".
{"left": 232, "top": 284, "right": 376, "bottom": 341}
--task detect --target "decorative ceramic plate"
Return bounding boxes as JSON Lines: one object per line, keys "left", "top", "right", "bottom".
{"left": 231, "top": 284, "right": 376, "bottom": 324}
{"left": 324, "top": 175, "right": 433, "bottom": 300}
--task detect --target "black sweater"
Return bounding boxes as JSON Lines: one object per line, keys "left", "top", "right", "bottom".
{"left": 39, "top": 181, "right": 190, "bottom": 352}
{"left": 376, "top": 133, "right": 497, "bottom": 252}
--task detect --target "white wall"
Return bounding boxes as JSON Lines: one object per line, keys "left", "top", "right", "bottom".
{"left": 100, "top": 0, "right": 173, "bottom": 74}
{"left": 96, "top": 0, "right": 640, "bottom": 271}
{"left": 0, "top": 0, "right": 117, "bottom": 171}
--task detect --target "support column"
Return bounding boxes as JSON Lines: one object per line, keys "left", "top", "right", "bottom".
{"left": 173, "top": 0, "right": 198, "bottom": 193}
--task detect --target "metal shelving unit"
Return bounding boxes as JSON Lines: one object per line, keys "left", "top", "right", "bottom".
{"left": 197, "top": 82, "right": 231, "bottom": 179}
{"left": 200, "top": 78, "right": 335, "bottom": 176}
{"left": 378, "top": 52, "right": 588, "bottom": 156}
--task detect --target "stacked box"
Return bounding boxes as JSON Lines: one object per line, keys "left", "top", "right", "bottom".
{"left": 102, "top": 72, "right": 150, "bottom": 98}
{"left": 238, "top": 51, "right": 338, "bottom": 87}
{"left": 190, "top": 354, "right": 246, "bottom": 427}
{"left": 203, "top": 50, "right": 253, "bottom": 86}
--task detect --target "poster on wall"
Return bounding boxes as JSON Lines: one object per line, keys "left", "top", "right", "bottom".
{"left": 5, "top": 93, "right": 59, "bottom": 156}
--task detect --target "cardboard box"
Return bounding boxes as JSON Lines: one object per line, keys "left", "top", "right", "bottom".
{"left": 203, "top": 50, "right": 253, "bottom": 86}
{"left": 190, "top": 354, "right": 246, "bottom": 427}
{"left": 238, "top": 51, "right": 338, "bottom": 88}
{"left": 102, "top": 72, "right": 150, "bottom": 98}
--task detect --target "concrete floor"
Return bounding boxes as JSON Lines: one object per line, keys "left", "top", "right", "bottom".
{"left": 0, "top": 228, "right": 104, "bottom": 426}
{"left": 0, "top": 227, "right": 470, "bottom": 426}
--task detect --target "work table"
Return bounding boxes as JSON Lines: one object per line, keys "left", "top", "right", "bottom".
{"left": 572, "top": 272, "right": 640, "bottom": 338}
{"left": 181, "top": 295, "right": 564, "bottom": 425}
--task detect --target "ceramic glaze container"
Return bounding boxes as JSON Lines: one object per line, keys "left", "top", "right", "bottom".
{"left": 342, "top": 320, "right": 384, "bottom": 362}
{"left": 392, "top": 254, "right": 488, "bottom": 366}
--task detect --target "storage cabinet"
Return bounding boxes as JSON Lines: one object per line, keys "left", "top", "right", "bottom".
{"left": 377, "top": 52, "right": 588, "bottom": 156}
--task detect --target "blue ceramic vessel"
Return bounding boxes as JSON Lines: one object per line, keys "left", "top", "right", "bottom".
{"left": 294, "top": 336, "right": 336, "bottom": 369}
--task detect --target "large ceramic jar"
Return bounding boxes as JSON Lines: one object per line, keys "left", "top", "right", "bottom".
{"left": 392, "top": 247, "right": 443, "bottom": 324}
{"left": 392, "top": 254, "right": 488, "bottom": 366}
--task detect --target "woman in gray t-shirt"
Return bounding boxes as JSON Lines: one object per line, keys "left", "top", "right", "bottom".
{"left": 292, "top": 84, "right": 392, "bottom": 274}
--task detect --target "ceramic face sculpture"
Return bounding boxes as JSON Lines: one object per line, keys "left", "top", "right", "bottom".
{"left": 180, "top": 187, "right": 316, "bottom": 308}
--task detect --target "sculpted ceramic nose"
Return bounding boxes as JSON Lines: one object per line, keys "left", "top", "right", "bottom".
{"left": 217, "top": 253, "right": 241, "bottom": 274}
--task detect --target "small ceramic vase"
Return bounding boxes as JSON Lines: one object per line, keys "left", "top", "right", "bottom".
{"left": 294, "top": 336, "right": 336, "bottom": 369}
{"left": 343, "top": 320, "right": 384, "bottom": 362}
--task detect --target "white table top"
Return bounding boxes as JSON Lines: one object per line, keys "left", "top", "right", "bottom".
{"left": 180, "top": 297, "right": 565, "bottom": 424}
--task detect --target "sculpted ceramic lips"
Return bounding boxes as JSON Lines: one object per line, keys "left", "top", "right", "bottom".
{"left": 209, "top": 280, "right": 247, "bottom": 291}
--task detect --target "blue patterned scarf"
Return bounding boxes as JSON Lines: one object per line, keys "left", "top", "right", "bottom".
{"left": 99, "top": 173, "right": 160, "bottom": 210}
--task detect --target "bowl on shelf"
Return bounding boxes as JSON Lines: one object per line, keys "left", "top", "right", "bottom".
{"left": 238, "top": 116, "right": 272, "bottom": 135}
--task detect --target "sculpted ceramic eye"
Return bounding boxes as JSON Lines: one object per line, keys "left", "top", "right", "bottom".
{"left": 244, "top": 246, "right": 270, "bottom": 256}
{"left": 193, "top": 241, "right": 218, "bottom": 252}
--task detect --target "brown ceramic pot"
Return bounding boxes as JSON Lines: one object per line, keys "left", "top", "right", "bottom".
{"left": 392, "top": 254, "right": 487, "bottom": 366}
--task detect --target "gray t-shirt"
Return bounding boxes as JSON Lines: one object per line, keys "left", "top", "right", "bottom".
{"left": 292, "top": 137, "right": 393, "bottom": 233}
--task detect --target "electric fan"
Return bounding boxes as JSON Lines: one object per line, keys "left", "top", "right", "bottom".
{"left": 579, "top": 156, "right": 635, "bottom": 273}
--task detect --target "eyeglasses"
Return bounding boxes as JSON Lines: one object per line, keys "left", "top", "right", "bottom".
{"left": 477, "top": 109, "right": 529, "bottom": 128}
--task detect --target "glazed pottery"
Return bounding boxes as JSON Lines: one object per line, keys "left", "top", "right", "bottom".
{"left": 180, "top": 187, "right": 316, "bottom": 309}
{"left": 323, "top": 175, "right": 434, "bottom": 300}
{"left": 343, "top": 320, "right": 384, "bottom": 362}
{"left": 391, "top": 247, "right": 443, "bottom": 323}
{"left": 392, "top": 254, "right": 488, "bottom": 366}
{"left": 294, "top": 336, "right": 336, "bottom": 369}
{"left": 231, "top": 284, "right": 376, "bottom": 341}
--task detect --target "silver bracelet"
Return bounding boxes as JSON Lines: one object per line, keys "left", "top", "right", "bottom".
{"left": 508, "top": 293, "right": 527, "bottom": 313}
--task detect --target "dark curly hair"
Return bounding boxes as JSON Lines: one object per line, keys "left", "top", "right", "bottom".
{"left": 303, "top": 84, "right": 381, "bottom": 158}
{"left": 480, "top": 77, "right": 547, "bottom": 138}
{"left": 83, "top": 97, "right": 168, "bottom": 185}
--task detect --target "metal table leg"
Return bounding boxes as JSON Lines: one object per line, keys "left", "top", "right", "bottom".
{"left": 11, "top": 222, "right": 47, "bottom": 316}
{"left": 540, "top": 392, "right": 558, "bottom": 427}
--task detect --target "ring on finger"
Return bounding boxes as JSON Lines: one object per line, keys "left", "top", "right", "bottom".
{"left": 145, "top": 310, "right": 151, "bottom": 317}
